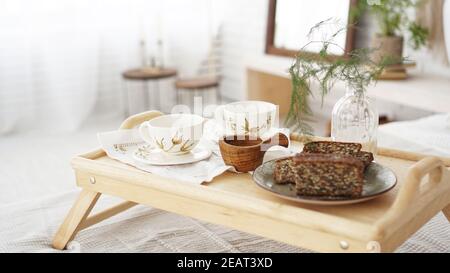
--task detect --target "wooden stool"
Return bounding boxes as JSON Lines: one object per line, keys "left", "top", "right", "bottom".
{"left": 175, "top": 76, "right": 220, "bottom": 106}
{"left": 122, "top": 67, "right": 177, "bottom": 116}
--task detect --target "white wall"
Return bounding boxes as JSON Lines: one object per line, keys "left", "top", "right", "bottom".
{"left": 214, "top": 0, "right": 270, "bottom": 101}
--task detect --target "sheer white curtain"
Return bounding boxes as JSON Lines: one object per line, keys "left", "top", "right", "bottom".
{"left": 0, "top": 0, "right": 149, "bottom": 134}
{"left": 0, "top": 0, "right": 219, "bottom": 134}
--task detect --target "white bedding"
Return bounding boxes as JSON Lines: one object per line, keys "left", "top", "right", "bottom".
{"left": 379, "top": 114, "right": 450, "bottom": 157}
{"left": 0, "top": 115, "right": 449, "bottom": 253}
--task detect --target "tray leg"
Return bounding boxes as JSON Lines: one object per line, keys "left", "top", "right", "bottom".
{"left": 52, "top": 189, "right": 101, "bottom": 250}
{"left": 79, "top": 201, "right": 138, "bottom": 230}
{"left": 443, "top": 204, "right": 450, "bottom": 222}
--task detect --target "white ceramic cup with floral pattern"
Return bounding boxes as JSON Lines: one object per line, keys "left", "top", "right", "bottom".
{"left": 215, "top": 101, "right": 277, "bottom": 138}
{"left": 139, "top": 114, "right": 205, "bottom": 155}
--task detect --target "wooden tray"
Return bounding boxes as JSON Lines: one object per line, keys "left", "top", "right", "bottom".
{"left": 52, "top": 111, "right": 450, "bottom": 253}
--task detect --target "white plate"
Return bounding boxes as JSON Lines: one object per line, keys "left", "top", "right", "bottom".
{"left": 133, "top": 144, "right": 212, "bottom": 166}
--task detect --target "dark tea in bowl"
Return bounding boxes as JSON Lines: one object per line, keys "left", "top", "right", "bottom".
{"left": 219, "top": 133, "right": 289, "bottom": 172}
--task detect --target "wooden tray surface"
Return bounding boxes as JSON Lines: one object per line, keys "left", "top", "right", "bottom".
{"left": 70, "top": 111, "right": 450, "bottom": 252}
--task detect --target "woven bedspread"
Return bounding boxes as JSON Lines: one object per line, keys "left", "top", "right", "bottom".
{"left": 1, "top": 190, "right": 449, "bottom": 253}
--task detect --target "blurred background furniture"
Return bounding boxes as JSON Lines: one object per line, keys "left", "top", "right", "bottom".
{"left": 122, "top": 67, "right": 177, "bottom": 116}
{"left": 175, "top": 26, "right": 223, "bottom": 107}
{"left": 175, "top": 76, "right": 221, "bottom": 106}
{"left": 245, "top": 55, "right": 450, "bottom": 135}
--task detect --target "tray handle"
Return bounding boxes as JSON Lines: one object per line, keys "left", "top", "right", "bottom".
{"left": 375, "top": 156, "right": 449, "bottom": 235}
{"left": 393, "top": 157, "right": 444, "bottom": 209}
{"left": 119, "top": 110, "right": 164, "bottom": 130}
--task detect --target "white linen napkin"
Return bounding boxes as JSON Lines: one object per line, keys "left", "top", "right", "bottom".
{"left": 97, "top": 121, "right": 293, "bottom": 184}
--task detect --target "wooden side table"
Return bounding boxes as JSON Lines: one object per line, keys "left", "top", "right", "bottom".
{"left": 52, "top": 111, "right": 450, "bottom": 252}
{"left": 122, "top": 67, "right": 177, "bottom": 115}
{"left": 175, "top": 76, "right": 221, "bottom": 105}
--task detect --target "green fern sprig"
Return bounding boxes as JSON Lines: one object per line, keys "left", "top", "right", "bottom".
{"left": 286, "top": 20, "right": 397, "bottom": 134}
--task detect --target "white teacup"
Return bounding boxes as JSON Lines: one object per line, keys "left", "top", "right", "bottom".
{"left": 215, "top": 101, "right": 277, "bottom": 137}
{"left": 139, "top": 114, "right": 204, "bottom": 155}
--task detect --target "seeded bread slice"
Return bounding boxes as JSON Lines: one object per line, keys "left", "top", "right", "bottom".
{"left": 354, "top": 151, "right": 374, "bottom": 168}
{"left": 292, "top": 153, "right": 365, "bottom": 197}
{"left": 302, "top": 141, "right": 374, "bottom": 168}
{"left": 302, "top": 141, "right": 362, "bottom": 155}
{"left": 273, "top": 157, "right": 295, "bottom": 184}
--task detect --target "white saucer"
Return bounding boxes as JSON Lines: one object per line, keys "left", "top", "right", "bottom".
{"left": 133, "top": 144, "right": 212, "bottom": 166}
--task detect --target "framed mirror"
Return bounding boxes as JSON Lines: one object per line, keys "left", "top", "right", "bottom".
{"left": 265, "top": 0, "right": 357, "bottom": 58}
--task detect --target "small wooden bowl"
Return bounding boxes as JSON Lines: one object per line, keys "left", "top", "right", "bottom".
{"left": 219, "top": 133, "right": 289, "bottom": 172}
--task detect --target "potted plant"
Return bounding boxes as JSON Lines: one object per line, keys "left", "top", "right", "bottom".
{"left": 286, "top": 20, "right": 394, "bottom": 152}
{"left": 355, "top": 0, "right": 429, "bottom": 63}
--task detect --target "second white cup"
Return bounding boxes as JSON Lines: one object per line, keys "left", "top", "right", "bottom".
{"left": 215, "top": 101, "right": 277, "bottom": 137}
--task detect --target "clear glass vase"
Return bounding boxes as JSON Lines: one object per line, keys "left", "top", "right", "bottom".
{"left": 331, "top": 88, "right": 378, "bottom": 154}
